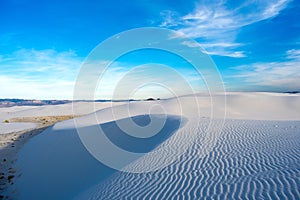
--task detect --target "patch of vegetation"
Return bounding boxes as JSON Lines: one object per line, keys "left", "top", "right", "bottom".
{"left": 7, "top": 175, "right": 14, "bottom": 182}
{"left": 146, "top": 98, "right": 155, "bottom": 101}
{"left": 3, "top": 119, "right": 9, "bottom": 123}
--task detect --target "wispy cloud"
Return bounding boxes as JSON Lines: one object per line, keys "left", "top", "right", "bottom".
{"left": 228, "top": 49, "right": 300, "bottom": 91}
{"left": 161, "top": 0, "right": 290, "bottom": 57}
{"left": 205, "top": 50, "right": 246, "bottom": 58}
{"left": 0, "top": 49, "right": 81, "bottom": 77}
{"left": 286, "top": 49, "right": 300, "bottom": 59}
{"left": 0, "top": 49, "right": 82, "bottom": 99}
{"left": 95, "top": 63, "right": 206, "bottom": 100}
{"left": 0, "top": 49, "right": 206, "bottom": 99}
{"left": 181, "top": 40, "right": 245, "bottom": 58}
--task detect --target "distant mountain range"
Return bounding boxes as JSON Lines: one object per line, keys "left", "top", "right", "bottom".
{"left": 0, "top": 98, "right": 149, "bottom": 108}
{"left": 1, "top": 93, "right": 297, "bottom": 108}
{"left": 284, "top": 91, "right": 300, "bottom": 94}
{"left": 0, "top": 99, "right": 71, "bottom": 108}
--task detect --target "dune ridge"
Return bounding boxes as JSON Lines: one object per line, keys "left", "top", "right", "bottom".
{"left": 79, "top": 120, "right": 300, "bottom": 200}
{"left": 1, "top": 92, "right": 299, "bottom": 199}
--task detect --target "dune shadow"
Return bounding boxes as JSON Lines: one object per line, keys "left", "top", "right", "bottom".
{"left": 13, "top": 114, "right": 184, "bottom": 200}
{"left": 101, "top": 114, "right": 183, "bottom": 153}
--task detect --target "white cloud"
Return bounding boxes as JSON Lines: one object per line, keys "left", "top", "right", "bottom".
{"left": 95, "top": 64, "right": 207, "bottom": 100}
{"left": 1, "top": 49, "right": 81, "bottom": 78}
{"left": 205, "top": 50, "right": 246, "bottom": 58}
{"left": 0, "top": 49, "right": 218, "bottom": 99}
{"left": 0, "top": 49, "right": 82, "bottom": 99}
{"left": 0, "top": 75, "right": 75, "bottom": 99}
{"left": 181, "top": 40, "right": 245, "bottom": 57}
{"left": 262, "top": 0, "right": 289, "bottom": 18}
{"left": 161, "top": 0, "right": 290, "bottom": 57}
{"left": 181, "top": 40, "right": 201, "bottom": 48}
{"left": 286, "top": 49, "right": 300, "bottom": 59}
{"left": 228, "top": 49, "right": 300, "bottom": 91}
{"left": 201, "top": 42, "right": 243, "bottom": 48}
{"left": 160, "top": 10, "right": 181, "bottom": 27}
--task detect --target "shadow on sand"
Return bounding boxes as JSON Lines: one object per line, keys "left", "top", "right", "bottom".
{"left": 11, "top": 114, "right": 183, "bottom": 200}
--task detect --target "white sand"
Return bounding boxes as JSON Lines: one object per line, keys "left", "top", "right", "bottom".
{"left": 1, "top": 92, "right": 300, "bottom": 199}
{"left": 0, "top": 102, "right": 125, "bottom": 135}
{"left": 77, "top": 120, "right": 300, "bottom": 200}
{"left": 0, "top": 123, "right": 37, "bottom": 135}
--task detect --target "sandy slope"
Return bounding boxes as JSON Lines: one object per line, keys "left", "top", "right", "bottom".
{"left": 2, "top": 92, "right": 300, "bottom": 199}
{"left": 0, "top": 102, "right": 125, "bottom": 134}
{"left": 77, "top": 120, "right": 300, "bottom": 200}
{"left": 0, "top": 115, "right": 81, "bottom": 199}
{"left": 224, "top": 92, "right": 300, "bottom": 120}
{"left": 0, "top": 123, "right": 37, "bottom": 135}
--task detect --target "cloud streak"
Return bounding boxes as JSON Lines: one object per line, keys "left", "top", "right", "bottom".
{"left": 0, "top": 49, "right": 82, "bottom": 99}
{"left": 181, "top": 40, "right": 246, "bottom": 58}
{"left": 228, "top": 49, "right": 300, "bottom": 91}
{"left": 161, "top": 0, "right": 290, "bottom": 57}
{"left": 0, "top": 49, "right": 206, "bottom": 99}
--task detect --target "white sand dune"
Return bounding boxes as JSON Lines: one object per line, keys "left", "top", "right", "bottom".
{"left": 3, "top": 92, "right": 300, "bottom": 199}
{"left": 0, "top": 106, "right": 37, "bottom": 134}
{"left": 78, "top": 119, "right": 300, "bottom": 200}
{"left": 0, "top": 123, "right": 37, "bottom": 135}
{"left": 224, "top": 92, "right": 300, "bottom": 120}
{"left": 10, "top": 114, "right": 182, "bottom": 199}
{"left": 0, "top": 102, "right": 125, "bottom": 135}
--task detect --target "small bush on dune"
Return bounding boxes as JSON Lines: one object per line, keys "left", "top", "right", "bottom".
{"left": 4, "top": 119, "right": 9, "bottom": 123}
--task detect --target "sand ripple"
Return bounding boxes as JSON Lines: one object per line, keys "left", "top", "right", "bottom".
{"left": 79, "top": 119, "right": 300, "bottom": 200}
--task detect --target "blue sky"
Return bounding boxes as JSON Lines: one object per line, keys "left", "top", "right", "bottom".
{"left": 0, "top": 0, "right": 300, "bottom": 99}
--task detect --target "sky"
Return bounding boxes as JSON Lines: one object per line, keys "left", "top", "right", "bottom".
{"left": 0, "top": 0, "right": 300, "bottom": 99}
